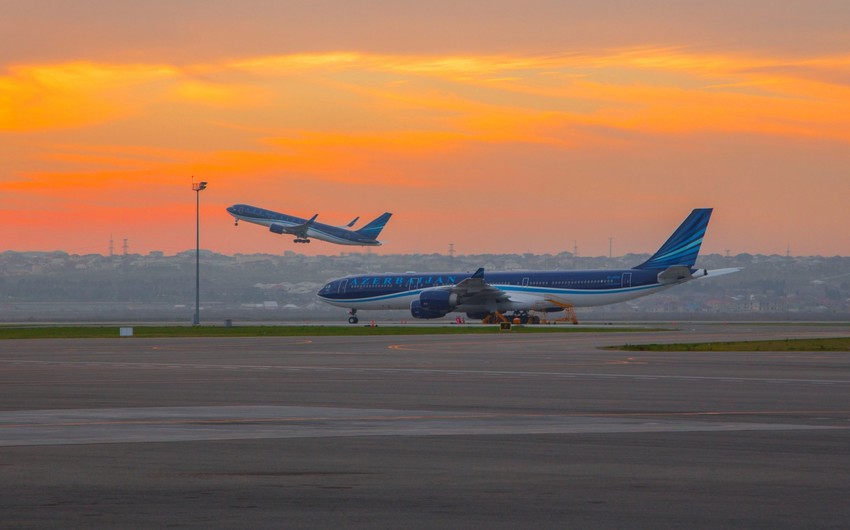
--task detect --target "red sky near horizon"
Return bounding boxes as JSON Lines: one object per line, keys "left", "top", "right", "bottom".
{"left": 2, "top": 1, "right": 850, "bottom": 258}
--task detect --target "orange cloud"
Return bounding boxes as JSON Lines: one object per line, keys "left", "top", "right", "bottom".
{"left": 0, "top": 62, "right": 176, "bottom": 131}
{"left": 3, "top": 49, "right": 850, "bottom": 254}
{"left": 5, "top": 49, "right": 850, "bottom": 141}
{"left": 170, "top": 79, "right": 272, "bottom": 107}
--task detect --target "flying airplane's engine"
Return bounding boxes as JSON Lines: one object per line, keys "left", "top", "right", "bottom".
{"left": 269, "top": 224, "right": 286, "bottom": 235}
{"left": 409, "top": 290, "right": 458, "bottom": 319}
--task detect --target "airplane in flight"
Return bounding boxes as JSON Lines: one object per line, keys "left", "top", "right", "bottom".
{"left": 227, "top": 204, "right": 392, "bottom": 246}
{"left": 317, "top": 208, "right": 739, "bottom": 323}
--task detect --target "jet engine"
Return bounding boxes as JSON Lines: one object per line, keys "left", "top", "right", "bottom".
{"left": 269, "top": 224, "right": 286, "bottom": 235}
{"left": 410, "top": 290, "right": 458, "bottom": 319}
{"left": 410, "top": 300, "right": 449, "bottom": 319}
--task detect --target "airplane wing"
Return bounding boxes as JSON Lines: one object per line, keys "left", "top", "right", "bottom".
{"left": 282, "top": 214, "right": 318, "bottom": 237}
{"left": 426, "top": 268, "right": 510, "bottom": 305}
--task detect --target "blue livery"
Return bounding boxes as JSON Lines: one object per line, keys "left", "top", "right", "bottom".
{"left": 635, "top": 208, "right": 711, "bottom": 270}
{"left": 227, "top": 204, "right": 392, "bottom": 246}
{"left": 316, "top": 208, "right": 739, "bottom": 323}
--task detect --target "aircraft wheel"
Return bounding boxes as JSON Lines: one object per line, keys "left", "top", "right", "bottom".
{"left": 348, "top": 316, "right": 359, "bottom": 324}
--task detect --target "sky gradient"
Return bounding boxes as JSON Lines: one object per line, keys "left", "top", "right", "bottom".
{"left": 2, "top": 1, "right": 849, "bottom": 257}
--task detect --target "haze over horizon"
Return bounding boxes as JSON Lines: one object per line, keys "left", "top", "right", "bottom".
{"left": 2, "top": 1, "right": 849, "bottom": 258}
{"left": 2, "top": 247, "right": 838, "bottom": 261}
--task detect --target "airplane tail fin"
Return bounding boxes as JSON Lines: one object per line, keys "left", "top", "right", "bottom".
{"left": 356, "top": 212, "right": 392, "bottom": 240}
{"left": 634, "top": 208, "right": 713, "bottom": 270}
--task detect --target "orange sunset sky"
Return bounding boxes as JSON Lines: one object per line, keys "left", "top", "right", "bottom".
{"left": 2, "top": 1, "right": 849, "bottom": 257}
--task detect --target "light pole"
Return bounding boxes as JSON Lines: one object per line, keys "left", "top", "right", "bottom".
{"left": 193, "top": 180, "right": 207, "bottom": 325}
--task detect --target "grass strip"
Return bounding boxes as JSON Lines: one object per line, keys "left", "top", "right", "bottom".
{"left": 614, "top": 337, "right": 850, "bottom": 352}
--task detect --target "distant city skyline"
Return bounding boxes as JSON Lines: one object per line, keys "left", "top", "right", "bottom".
{"left": 0, "top": 247, "right": 836, "bottom": 260}
{"left": 2, "top": 247, "right": 847, "bottom": 323}
{"left": 2, "top": 1, "right": 849, "bottom": 257}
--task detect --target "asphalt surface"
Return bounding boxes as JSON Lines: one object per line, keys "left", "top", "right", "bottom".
{"left": 1, "top": 323, "right": 849, "bottom": 529}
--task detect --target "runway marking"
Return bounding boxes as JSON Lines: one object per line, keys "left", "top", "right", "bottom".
{"left": 2, "top": 359, "right": 849, "bottom": 386}
{"left": 3, "top": 408, "right": 848, "bottom": 428}
{"left": 605, "top": 357, "right": 648, "bottom": 365}
{"left": 0, "top": 405, "right": 845, "bottom": 447}
{"left": 381, "top": 334, "right": 659, "bottom": 352}
{"left": 0, "top": 412, "right": 508, "bottom": 429}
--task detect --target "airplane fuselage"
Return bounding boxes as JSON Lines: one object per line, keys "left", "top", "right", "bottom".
{"left": 317, "top": 268, "right": 692, "bottom": 314}
{"left": 227, "top": 204, "right": 386, "bottom": 246}
{"left": 316, "top": 208, "right": 738, "bottom": 322}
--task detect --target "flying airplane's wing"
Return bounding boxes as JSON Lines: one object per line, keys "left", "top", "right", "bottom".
{"left": 343, "top": 216, "right": 360, "bottom": 228}
{"left": 285, "top": 214, "right": 318, "bottom": 238}
{"left": 426, "top": 268, "right": 510, "bottom": 305}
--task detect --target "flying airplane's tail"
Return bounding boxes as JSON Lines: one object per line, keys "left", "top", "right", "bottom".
{"left": 634, "top": 208, "right": 713, "bottom": 270}
{"left": 356, "top": 212, "right": 392, "bottom": 240}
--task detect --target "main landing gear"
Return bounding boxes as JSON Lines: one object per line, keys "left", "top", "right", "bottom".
{"left": 294, "top": 238, "right": 311, "bottom": 244}
{"left": 348, "top": 309, "right": 359, "bottom": 324}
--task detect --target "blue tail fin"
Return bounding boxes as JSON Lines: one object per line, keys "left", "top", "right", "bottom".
{"left": 356, "top": 212, "right": 392, "bottom": 240}
{"left": 634, "top": 208, "right": 713, "bottom": 270}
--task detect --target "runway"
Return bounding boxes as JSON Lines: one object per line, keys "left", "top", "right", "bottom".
{"left": 1, "top": 323, "right": 849, "bottom": 528}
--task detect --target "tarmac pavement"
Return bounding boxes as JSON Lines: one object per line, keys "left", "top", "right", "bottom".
{"left": 1, "top": 323, "right": 848, "bottom": 528}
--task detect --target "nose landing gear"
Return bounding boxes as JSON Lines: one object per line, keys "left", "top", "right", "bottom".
{"left": 348, "top": 309, "right": 359, "bottom": 324}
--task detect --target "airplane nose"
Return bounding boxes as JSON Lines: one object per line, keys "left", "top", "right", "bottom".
{"left": 226, "top": 205, "right": 236, "bottom": 215}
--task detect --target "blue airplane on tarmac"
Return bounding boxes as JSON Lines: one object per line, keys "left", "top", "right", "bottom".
{"left": 227, "top": 204, "right": 392, "bottom": 246}
{"left": 317, "top": 208, "right": 739, "bottom": 323}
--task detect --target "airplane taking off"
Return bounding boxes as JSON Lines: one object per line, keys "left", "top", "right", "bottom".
{"left": 227, "top": 204, "right": 391, "bottom": 246}
{"left": 317, "top": 208, "right": 740, "bottom": 323}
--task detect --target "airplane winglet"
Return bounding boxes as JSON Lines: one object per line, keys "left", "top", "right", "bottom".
{"left": 306, "top": 214, "right": 318, "bottom": 225}
{"left": 472, "top": 267, "right": 485, "bottom": 279}
{"left": 345, "top": 216, "right": 360, "bottom": 228}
